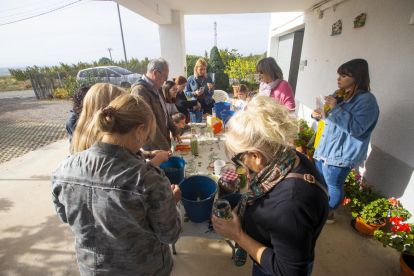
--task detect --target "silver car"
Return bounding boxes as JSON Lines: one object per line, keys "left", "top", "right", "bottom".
{"left": 77, "top": 66, "right": 142, "bottom": 88}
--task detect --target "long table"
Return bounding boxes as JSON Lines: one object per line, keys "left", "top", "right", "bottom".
{"left": 170, "top": 128, "right": 249, "bottom": 257}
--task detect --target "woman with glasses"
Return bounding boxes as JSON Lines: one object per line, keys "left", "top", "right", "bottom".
{"left": 212, "top": 96, "right": 329, "bottom": 276}
{"left": 257, "top": 57, "right": 296, "bottom": 111}
{"left": 185, "top": 58, "right": 215, "bottom": 115}
{"left": 171, "top": 76, "right": 201, "bottom": 123}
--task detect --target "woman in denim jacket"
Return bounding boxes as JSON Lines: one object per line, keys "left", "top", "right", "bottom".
{"left": 185, "top": 58, "right": 215, "bottom": 114}
{"left": 312, "top": 59, "right": 379, "bottom": 224}
{"left": 52, "top": 94, "right": 182, "bottom": 276}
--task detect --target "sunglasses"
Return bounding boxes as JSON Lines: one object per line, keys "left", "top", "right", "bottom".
{"left": 231, "top": 151, "right": 248, "bottom": 167}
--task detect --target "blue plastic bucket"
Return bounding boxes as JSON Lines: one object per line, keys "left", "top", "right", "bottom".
{"left": 179, "top": 175, "right": 218, "bottom": 223}
{"left": 160, "top": 157, "right": 185, "bottom": 185}
{"left": 189, "top": 109, "right": 204, "bottom": 123}
{"left": 214, "top": 102, "right": 231, "bottom": 120}
{"left": 221, "top": 193, "right": 242, "bottom": 209}
{"left": 220, "top": 110, "right": 236, "bottom": 126}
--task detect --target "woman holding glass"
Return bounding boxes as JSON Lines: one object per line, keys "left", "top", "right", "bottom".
{"left": 212, "top": 96, "right": 329, "bottom": 276}
{"left": 185, "top": 58, "right": 215, "bottom": 115}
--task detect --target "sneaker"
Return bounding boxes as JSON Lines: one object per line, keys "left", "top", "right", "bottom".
{"left": 325, "top": 213, "right": 335, "bottom": 224}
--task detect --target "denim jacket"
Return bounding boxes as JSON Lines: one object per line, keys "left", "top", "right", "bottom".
{"left": 185, "top": 75, "right": 215, "bottom": 105}
{"left": 51, "top": 142, "right": 181, "bottom": 276}
{"left": 313, "top": 90, "right": 379, "bottom": 167}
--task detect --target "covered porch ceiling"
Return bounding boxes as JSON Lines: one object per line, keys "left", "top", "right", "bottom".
{"left": 114, "top": 0, "right": 325, "bottom": 24}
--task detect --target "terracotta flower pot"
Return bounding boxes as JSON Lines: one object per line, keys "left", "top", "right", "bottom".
{"left": 355, "top": 217, "right": 386, "bottom": 236}
{"left": 232, "top": 85, "right": 239, "bottom": 98}
{"left": 47, "top": 95, "right": 53, "bottom": 99}
{"left": 296, "top": 145, "right": 308, "bottom": 154}
{"left": 400, "top": 253, "right": 414, "bottom": 276}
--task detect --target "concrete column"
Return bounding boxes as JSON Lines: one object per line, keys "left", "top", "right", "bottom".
{"left": 158, "top": 10, "right": 186, "bottom": 78}
{"left": 267, "top": 35, "right": 280, "bottom": 60}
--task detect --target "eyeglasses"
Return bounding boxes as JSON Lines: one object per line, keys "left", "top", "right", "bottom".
{"left": 231, "top": 151, "right": 248, "bottom": 167}
{"left": 157, "top": 70, "right": 168, "bottom": 80}
{"left": 170, "top": 88, "right": 178, "bottom": 92}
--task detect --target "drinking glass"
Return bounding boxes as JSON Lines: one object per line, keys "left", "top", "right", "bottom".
{"left": 213, "top": 199, "right": 233, "bottom": 240}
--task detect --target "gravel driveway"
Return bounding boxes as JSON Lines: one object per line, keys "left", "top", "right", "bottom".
{"left": 0, "top": 95, "right": 72, "bottom": 163}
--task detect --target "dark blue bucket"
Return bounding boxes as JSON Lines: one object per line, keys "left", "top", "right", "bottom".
{"left": 221, "top": 193, "right": 242, "bottom": 209}
{"left": 160, "top": 157, "right": 185, "bottom": 185}
{"left": 220, "top": 110, "right": 236, "bottom": 125}
{"left": 189, "top": 109, "right": 204, "bottom": 123}
{"left": 179, "top": 175, "right": 218, "bottom": 223}
{"left": 214, "top": 102, "right": 231, "bottom": 120}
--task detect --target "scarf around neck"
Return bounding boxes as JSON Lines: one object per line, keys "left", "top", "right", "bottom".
{"left": 258, "top": 79, "right": 282, "bottom": 97}
{"left": 232, "top": 146, "right": 296, "bottom": 266}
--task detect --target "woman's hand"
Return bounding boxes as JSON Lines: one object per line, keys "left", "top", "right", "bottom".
{"left": 151, "top": 151, "right": 169, "bottom": 163}
{"left": 212, "top": 211, "right": 243, "bottom": 241}
{"left": 207, "top": 83, "right": 213, "bottom": 90}
{"left": 171, "top": 184, "right": 181, "bottom": 204}
{"left": 324, "top": 96, "right": 337, "bottom": 109}
{"left": 312, "top": 109, "right": 323, "bottom": 118}
{"left": 196, "top": 101, "right": 201, "bottom": 110}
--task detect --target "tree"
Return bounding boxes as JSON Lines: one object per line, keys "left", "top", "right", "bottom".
{"left": 8, "top": 69, "right": 29, "bottom": 84}
{"left": 98, "top": 57, "right": 112, "bottom": 65}
{"left": 224, "top": 57, "right": 256, "bottom": 85}
{"left": 219, "top": 48, "right": 241, "bottom": 68}
{"left": 208, "top": 46, "right": 229, "bottom": 90}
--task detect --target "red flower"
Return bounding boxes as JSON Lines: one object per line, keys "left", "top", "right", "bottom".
{"left": 355, "top": 174, "right": 361, "bottom": 180}
{"left": 66, "top": 69, "right": 68, "bottom": 72}
{"left": 342, "top": 197, "right": 351, "bottom": 205}
{"left": 390, "top": 217, "right": 404, "bottom": 225}
{"left": 300, "top": 128, "right": 304, "bottom": 130}
{"left": 388, "top": 197, "right": 398, "bottom": 206}
{"left": 398, "top": 224, "right": 411, "bottom": 233}
{"left": 63, "top": 76, "right": 67, "bottom": 78}
{"left": 391, "top": 226, "right": 398, "bottom": 233}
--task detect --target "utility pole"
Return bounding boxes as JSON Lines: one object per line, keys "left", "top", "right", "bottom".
{"left": 117, "top": 3, "right": 128, "bottom": 70}
{"left": 107, "top": 48, "right": 113, "bottom": 63}
{"left": 214, "top": 21, "right": 217, "bottom": 47}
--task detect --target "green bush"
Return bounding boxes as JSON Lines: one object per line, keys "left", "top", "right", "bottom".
{"left": 208, "top": 46, "right": 229, "bottom": 90}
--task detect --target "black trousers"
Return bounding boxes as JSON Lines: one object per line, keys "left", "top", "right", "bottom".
{"left": 198, "top": 98, "right": 215, "bottom": 115}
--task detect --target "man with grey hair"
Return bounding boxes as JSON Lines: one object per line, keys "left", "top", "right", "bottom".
{"left": 131, "top": 58, "right": 181, "bottom": 151}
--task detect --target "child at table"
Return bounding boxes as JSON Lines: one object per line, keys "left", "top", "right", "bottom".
{"left": 232, "top": 84, "right": 248, "bottom": 111}
{"left": 172, "top": 113, "right": 193, "bottom": 139}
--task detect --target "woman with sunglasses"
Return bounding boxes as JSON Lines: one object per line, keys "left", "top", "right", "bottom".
{"left": 212, "top": 96, "right": 329, "bottom": 276}
{"left": 256, "top": 57, "right": 296, "bottom": 111}
{"left": 171, "top": 76, "right": 201, "bottom": 123}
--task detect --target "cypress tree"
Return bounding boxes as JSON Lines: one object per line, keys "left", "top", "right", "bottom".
{"left": 208, "top": 46, "right": 229, "bottom": 90}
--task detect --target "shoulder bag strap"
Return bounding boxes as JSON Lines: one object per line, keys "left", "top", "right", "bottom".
{"left": 285, "top": 173, "right": 330, "bottom": 200}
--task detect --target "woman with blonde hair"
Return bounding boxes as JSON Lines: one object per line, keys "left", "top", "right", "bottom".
{"left": 212, "top": 96, "right": 328, "bottom": 276}
{"left": 71, "top": 83, "right": 127, "bottom": 154}
{"left": 256, "top": 57, "right": 296, "bottom": 111}
{"left": 185, "top": 58, "right": 215, "bottom": 114}
{"left": 52, "top": 94, "right": 182, "bottom": 276}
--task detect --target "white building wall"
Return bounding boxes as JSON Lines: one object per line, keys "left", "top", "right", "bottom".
{"left": 269, "top": 0, "right": 414, "bottom": 215}
{"left": 158, "top": 10, "right": 186, "bottom": 78}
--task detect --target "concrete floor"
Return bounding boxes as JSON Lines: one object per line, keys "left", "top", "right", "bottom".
{"left": 0, "top": 140, "right": 400, "bottom": 276}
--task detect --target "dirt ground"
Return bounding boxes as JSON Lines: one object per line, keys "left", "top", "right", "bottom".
{"left": 0, "top": 77, "right": 32, "bottom": 92}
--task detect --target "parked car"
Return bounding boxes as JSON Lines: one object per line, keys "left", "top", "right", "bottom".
{"left": 77, "top": 66, "right": 142, "bottom": 88}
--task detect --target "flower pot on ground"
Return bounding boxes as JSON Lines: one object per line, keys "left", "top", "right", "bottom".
{"left": 355, "top": 217, "right": 386, "bottom": 236}
{"left": 400, "top": 253, "right": 414, "bottom": 276}
{"left": 307, "top": 146, "right": 315, "bottom": 165}
{"left": 232, "top": 85, "right": 239, "bottom": 98}
{"left": 296, "top": 145, "right": 308, "bottom": 154}
{"left": 294, "top": 119, "right": 314, "bottom": 155}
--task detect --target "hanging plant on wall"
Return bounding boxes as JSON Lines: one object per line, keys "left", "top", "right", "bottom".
{"left": 354, "top": 13, "right": 366, "bottom": 28}
{"left": 331, "top": 20, "right": 342, "bottom": 36}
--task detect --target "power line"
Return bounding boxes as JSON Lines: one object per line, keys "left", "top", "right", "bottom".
{"left": 0, "top": 0, "right": 83, "bottom": 26}
{"left": 0, "top": 0, "right": 53, "bottom": 13}
{"left": 0, "top": 0, "right": 74, "bottom": 20}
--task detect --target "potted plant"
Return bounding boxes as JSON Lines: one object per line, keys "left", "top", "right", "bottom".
{"left": 307, "top": 145, "right": 315, "bottom": 165}
{"left": 374, "top": 198, "right": 413, "bottom": 275}
{"left": 294, "top": 119, "right": 315, "bottom": 154}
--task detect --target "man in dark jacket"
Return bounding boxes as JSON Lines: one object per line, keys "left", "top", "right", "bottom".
{"left": 130, "top": 59, "right": 181, "bottom": 151}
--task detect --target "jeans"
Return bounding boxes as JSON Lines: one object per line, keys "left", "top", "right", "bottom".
{"left": 315, "top": 160, "right": 352, "bottom": 212}
{"left": 252, "top": 261, "right": 314, "bottom": 276}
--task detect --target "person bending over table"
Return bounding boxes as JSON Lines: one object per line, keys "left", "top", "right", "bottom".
{"left": 185, "top": 58, "right": 215, "bottom": 115}
{"left": 212, "top": 96, "right": 329, "bottom": 276}
{"left": 52, "top": 94, "right": 182, "bottom": 276}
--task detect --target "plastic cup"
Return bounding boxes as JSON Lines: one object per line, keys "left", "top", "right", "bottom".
{"left": 214, "top": 160, "right": 226, "bottom": 176}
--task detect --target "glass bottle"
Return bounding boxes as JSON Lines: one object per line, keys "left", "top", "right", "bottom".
{"left": 212, "top": 107, "right": 216, "bottom": 117}
{"left": 218, "top": 168, "right": 241, "bottom": 198}
{"left": 213, "top": 199, "right": 233, "bottom": 240}
{"left": 190, "top": 136, "right": 198, "bottom": 155}
{"left": 237, "top": 167, "right": 247, "bottom": 189}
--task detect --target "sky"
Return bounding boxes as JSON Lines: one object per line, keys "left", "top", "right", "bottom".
{"left": 0, "top": 0, "right": 271, "bottom": 69}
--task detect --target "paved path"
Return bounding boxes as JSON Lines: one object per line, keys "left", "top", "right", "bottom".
{"left": 0, "top": 90, "right": 36, "bottom": 99}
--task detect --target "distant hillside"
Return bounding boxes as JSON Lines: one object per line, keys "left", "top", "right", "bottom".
{"left": 0, "top": 68, "right": 25, "bottom": 77}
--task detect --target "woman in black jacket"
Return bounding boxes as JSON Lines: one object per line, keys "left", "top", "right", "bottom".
{"left": 212, "top": 96, "right": 329, "bottom": 276}
{"left": 172, "top": 76, "right": 201, "bottom": 123}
